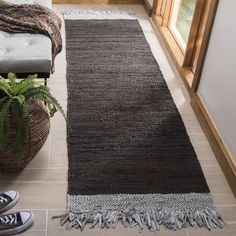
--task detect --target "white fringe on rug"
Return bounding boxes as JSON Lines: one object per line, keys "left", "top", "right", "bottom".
{"left": 63, "top": 10, "right": 136, "bottom": 20}
{"left": 52, "top": 193, "right": 224, "bottom": 231}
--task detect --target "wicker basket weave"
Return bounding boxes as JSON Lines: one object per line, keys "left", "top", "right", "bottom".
{"left": 0, "top": 99, "right": 50, "bottom": 171}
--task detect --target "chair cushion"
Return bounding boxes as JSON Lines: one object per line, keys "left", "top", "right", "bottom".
{"left": 0, "top": 0, "right": 52, "bottom": 74}
{"left": 0, "top": 32, "right": 51, "bottom": 73}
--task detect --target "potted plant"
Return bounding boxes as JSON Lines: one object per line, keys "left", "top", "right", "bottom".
{"left": 0, "top": 73, "right": 66, "bottom": 171}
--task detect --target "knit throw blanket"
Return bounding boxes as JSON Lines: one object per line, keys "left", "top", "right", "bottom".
{"left": 0, "top": 0, "right": 62, "bottom": 68}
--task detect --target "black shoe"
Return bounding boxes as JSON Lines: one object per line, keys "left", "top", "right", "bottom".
{"left": 0, "top": 191, "right": 19, "bottom": 213}
{"left": 0, "top": 211, "right": 34, "bottom": 235}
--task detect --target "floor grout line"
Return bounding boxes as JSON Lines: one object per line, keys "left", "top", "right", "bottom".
{"left": 227, "top": 221, "right": 236, "bottom": 225}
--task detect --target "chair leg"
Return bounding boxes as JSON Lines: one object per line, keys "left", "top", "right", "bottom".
{"left": 44, "top": 78, "right": 47, "bottom": 106}
{"left": 44, "top": 78, "right": 47, "bottom": 87}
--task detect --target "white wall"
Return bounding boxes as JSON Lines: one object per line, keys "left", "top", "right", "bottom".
{"left": 198, "top": 0, "right": 236, "bottom": 162}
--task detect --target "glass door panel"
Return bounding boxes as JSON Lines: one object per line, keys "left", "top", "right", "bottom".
{"left": 170, "top": 0, "right": 197, "bottom": 51}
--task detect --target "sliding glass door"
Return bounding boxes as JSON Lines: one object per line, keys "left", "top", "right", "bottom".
{"left": 169, "top": 0, "right": 196, "bottom": 51}
{"left": 152, "top": 0, "right": 218, "bottom": 90}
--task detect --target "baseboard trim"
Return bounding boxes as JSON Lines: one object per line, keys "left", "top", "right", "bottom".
{"left": 143, "top": 0, "right": 152, "bottom": 16}
{"left": 191, "top": 94, "right": 236, "bottom": 197}
{"left": 53, "top": 0, "right": 143, "bottom": 4}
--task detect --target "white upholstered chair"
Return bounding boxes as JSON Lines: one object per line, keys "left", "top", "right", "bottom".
{"left": 0, "top": 0, "right": 52, "bottom": 84}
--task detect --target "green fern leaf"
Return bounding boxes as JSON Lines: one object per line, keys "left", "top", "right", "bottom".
{"left": 0, "top": 77, "right": 13, "bottom": 97}
{"left": 13, "top": 95, "right": 26, "bottom": 105}
{"left": 15, "top": 75, "right": 40, "bottom": 95}
{"left": 8, "top": 73, "right": 17, "bottom": 95}
{"left": 25, "top": 87, "right": 66, "bottom": 120}
{"left": 0, "top": 73, "right": 66, "bottom": 151}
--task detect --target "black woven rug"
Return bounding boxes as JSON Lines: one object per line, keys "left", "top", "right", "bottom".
{"left": 59, "top": 13, "right": 223, "bottom": 231}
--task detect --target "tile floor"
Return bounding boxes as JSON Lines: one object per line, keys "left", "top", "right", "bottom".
{"left": 0, "top": 4, "right": 236, "bottom": 236}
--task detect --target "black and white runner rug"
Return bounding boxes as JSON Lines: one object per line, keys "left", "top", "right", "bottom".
{"left": 57, "top": 10, "right": 223, "bottom": 231}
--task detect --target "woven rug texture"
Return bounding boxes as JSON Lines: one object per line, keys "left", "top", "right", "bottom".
{"left": 57, "top": 18, "right": 223, "bottom": 231}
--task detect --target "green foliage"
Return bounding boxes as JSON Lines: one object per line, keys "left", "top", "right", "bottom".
{"left": 176, "top": 0, "right": 196, "bottom": 43}
{"left": 0, "top": 73, "right": 66, "bottom": 152}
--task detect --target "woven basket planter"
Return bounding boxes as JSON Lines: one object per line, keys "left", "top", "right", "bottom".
{"left": 0, "top": 99, "right": 50, "bottom": 171}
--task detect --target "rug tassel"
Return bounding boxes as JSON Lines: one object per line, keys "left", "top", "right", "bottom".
{"left": 52, "top": 208, "right": 224, "bottom": 231}
{"left": 63, "top": 9, "right": 136, "bottom": 20}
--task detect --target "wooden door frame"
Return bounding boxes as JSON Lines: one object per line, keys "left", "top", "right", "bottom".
{"left": 151, "top": 0, "right": 219, "bottom": 90}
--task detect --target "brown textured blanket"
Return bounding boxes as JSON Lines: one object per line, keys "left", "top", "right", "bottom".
{"left": 0, "top": 0, "right": 62, "bottom": 69}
